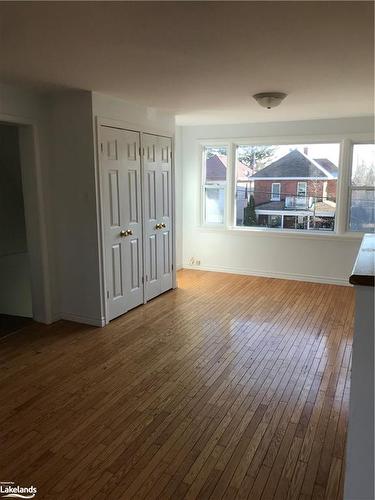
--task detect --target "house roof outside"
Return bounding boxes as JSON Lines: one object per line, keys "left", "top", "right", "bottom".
{"left": 206, "top": 150, "right": 338, "bottom": 183}
{"left": 206, "top": 154, "right": 252, "bottom": 182}
{"left": 205, "top": 154, "right": 227, "bottom": 182}
{"left": 250, "top": 149, "right": 338, "bottom": 179}
{"left": 314, "top": 158, "right": 339, "bottom": 176}
{"left": 237, "top": 161, "right": 253, "bottom": 181}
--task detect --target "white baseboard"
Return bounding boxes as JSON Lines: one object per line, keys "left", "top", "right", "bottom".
{"left": 183, "top": 264, "right": 350, "bottom": 286}
{"left": 53, "top": 312, "right": 105, "bottom": 327}
{"left": 176, "top": 264, "right": 183, "bottom": 271}
{"left": 49, "top": 312, "right": 62, "bottom": 324}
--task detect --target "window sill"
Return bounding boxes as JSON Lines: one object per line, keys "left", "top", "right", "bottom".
{"left": 196, "top": 225, "right": 365, "bottom": 241}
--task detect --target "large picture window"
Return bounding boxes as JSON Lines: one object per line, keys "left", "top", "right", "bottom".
{"left": 348, "top": 144, "right": 375, "bottom": 232}
{"left": 235, "top": 143, "right": 340, "bottom": 231}
{"left": 202, "top": 146, "right": 227, "bottom": 225}
{"left": 201, "top": 139, "right": 373, "bottom": 235}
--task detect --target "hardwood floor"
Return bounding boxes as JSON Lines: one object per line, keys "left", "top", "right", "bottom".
{"left": 0, "top": 270, "right": 354, "bottom": 499}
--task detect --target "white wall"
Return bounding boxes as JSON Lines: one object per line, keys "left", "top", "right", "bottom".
{"left": 0, "top": 123, "right": 32, "bottom": 317}
{"left": 179, "top": 117, "right": 374, "bottom": 284}
{"left": 48, "top": 90, "right": 104, "bottom": 325}
{"left": 0, "top": 85, "right": 102, "bottom": 324}
{"left": 174, "top": 126, "right": 183, "bottom": 268}
{"left": 92, "top": 93, "right": 175, "bottom": 135}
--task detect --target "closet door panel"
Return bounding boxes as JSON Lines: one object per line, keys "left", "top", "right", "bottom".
{"left": 143, "top": 133, "right": 173, "bottom": 300}
{"left": 101, "top": 129, "right": 128, "bottom": 320}
{"left": 121, "top": 131, "right": 144, "bottom": 311}
{"left": 143, "top": 134, "right": 162, "bottom": 300}
{"left": 149, "top": 234, "right": 158, "bottom": 282}
{"left": 129, "top": 239, "right": 140, "bottom": 289}
{"left": 158, "top": 136, "right": 173, "bottom": 293}
{"left": 101, "top": 127, "right": 143, "bottom": 320}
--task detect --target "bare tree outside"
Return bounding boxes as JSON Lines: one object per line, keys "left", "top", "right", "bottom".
{"left": 237, "top": 145, "right": 275, "bottom": 172}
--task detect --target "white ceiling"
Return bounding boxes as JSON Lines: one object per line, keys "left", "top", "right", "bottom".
{"left": 0, "top": 2, "right": 374, "bottom": 125}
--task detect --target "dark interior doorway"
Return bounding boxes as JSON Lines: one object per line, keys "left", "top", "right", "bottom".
{"left": 0, "top": 123, "right": 33, "bottom": 333}
{"left": 0, "top": 314, "right": 33, "bottom": 339}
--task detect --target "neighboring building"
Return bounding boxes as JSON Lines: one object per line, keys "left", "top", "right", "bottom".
{"left": 205, "top": 154, "right": 228, "bottom": 182}
{"left": 206, "top": 154, "right": 252, "bottom": 224}
{"left": 244, "top": 149, "right": 338, "bottom": 230}
{"left": 206, "top": 154, "right": 253, "bottom": 182}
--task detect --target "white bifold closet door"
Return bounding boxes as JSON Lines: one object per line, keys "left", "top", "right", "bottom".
{"left": 143, "top": 133, "right": 173, "bottom": 301}
{"left": 101, "top": 126, "right": 143, "bottom": 321}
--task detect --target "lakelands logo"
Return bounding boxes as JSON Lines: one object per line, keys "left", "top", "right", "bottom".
{"left": 0, "top": 482, "right": 37, "bottom": 499}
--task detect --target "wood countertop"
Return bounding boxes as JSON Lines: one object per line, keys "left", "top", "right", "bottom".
{"left": 349, "top": 234, "right": 375, "bottom": 287}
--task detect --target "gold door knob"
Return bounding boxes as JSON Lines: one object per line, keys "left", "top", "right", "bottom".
{"left": 161, "top": 223, "right": 166, "bottom": 228}
{"left": 155, "top": 223, "right": 161, "bottom": 230}
{"left": 120, "top": 229, "right": 133, "bottom": 237}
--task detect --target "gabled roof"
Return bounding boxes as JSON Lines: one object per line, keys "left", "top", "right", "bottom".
{"left": 237, "top": 161, "right": 253, "bottom": 181}
{"left": 250, "top": 149, "right": 337, "bottom": 179}
{"left": 206, "top": 154, "right": 252, "bottom": 182}
{"left": 206, "top": 154, "right": 227, "bottom": 182}
{"left": 314, "top": 158, "right": 338, "bottom": 177}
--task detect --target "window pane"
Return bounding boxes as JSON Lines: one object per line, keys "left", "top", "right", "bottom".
{"left": 351, "top": 144, "right": 375, "bottom": 187}
{"left": 205, "top": 187, "right": 225, "bottom": 224}
{"left": 204, "top": 146, "right": 228, "bottom": 183}
{"left": 349, "top": 189, "right": 375, "bottom": 232}
{"left": 236, "top": 143, "right": 340, "bottom": 231}
{"left": 297, "top": 182, "right": 307, "bottom": 197}
{"left": 271, "top": 183, "right": 280, "bottom": 200}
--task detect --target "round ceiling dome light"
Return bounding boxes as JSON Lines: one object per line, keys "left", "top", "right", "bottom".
{"left": 253, "top": 92, "right": 287, "bottom": 109}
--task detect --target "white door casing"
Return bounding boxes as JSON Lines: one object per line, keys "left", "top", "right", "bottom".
{"left": 101, "top": 126, "right": 143, "bottom": 320}
{"left": 143, "top": 134, "right": 173, "bottom": 301}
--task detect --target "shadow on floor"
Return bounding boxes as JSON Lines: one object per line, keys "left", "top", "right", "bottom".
{"left": 0, "top": 314, "right": 34, "bottom": 339}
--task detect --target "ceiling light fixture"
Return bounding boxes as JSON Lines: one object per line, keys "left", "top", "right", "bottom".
{"left": 253, "top": 92, "right": 287, "bottom": 109}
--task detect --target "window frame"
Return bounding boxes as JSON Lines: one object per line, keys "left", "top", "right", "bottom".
{"left": 271, "top": 182, "right": 281, "bottom": 201}
{"left": 201, "top": 143, "right": 229, "bottom": 227}
{"left": 234, "top": 140, "right": 341, "bottom": 233}
{"left": 199, "top": 134, "right": 372, "bottom": 238}
{"left": 347, "top": 142, "right": 375, "bottom": 233}
{"left": 297, "top": 181, "right": 307, "bottom": 198}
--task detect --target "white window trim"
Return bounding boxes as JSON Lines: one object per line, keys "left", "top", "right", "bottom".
{"left": 271, "top": 182, "right": 281, "bottom": 201}
{"left": 297, "top": 181, "right": 307, "bottom": 198}
{"left": 347, "top": 141, "right": 375, "bottom": 232}
{"left": 198, "top": 133, "right": 373, "bottom": 237}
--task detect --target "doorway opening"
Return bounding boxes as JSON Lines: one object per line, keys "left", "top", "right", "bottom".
{"left": 0, "top": 123, "right": 33, "bottom": 338}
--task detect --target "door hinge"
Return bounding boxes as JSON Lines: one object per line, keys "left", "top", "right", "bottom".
{"left": 142, "top": 276, "right": 144, "bottom": 284}
{"left": 139, "top": 147, "right": 142, "bottom": 157}
{"left": 107, "top": 290, "right": 109, "bottom": 299}
{"left": 100, "top": 142, "right": 104, "bottom": 153}
{"left": 172, "top": 264, "right": 174, "bottom": 270}
{"left": 170, "top": 151, "right": 172, "bottom": 159}
{"left": 146, "top": 275, "right": 148, "bottom": 282}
